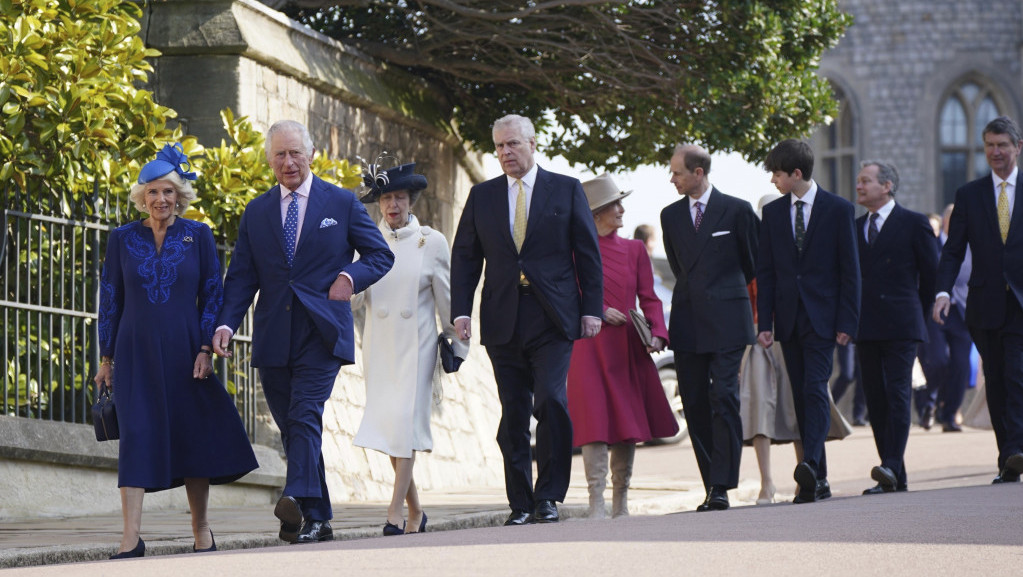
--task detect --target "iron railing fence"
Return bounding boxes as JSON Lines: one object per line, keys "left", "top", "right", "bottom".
{"left": 2, "top": 182, "right": 259, "bottom": 440}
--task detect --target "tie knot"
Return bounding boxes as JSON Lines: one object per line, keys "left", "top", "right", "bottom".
{"left": 869, "top": 212, "right": 880, "bottom": 222}
{"left": 1000, "top": 181, "right": 1008, "bottom": 193}
{"left": 515, "top": 179, "right": 524, "bottom": 193}
{"left": 795, "top": 200, "right": 805, "bottom": 207}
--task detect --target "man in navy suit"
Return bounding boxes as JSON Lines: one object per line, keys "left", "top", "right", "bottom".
{"left": 756, "top": 139, "right": 861, "bottom": 504}
{"left": 853, "top": 160, "right": 937, "bottom": 494}
{"left": 212, "top": 120, "right": 394, "bottom": 543}
{"left": 661, "top": 144, "right": 758, "bottom": 511}
{"left": 451, "top": 114, "right": 603, "bottom": 525}
{"left": 934, "top": 116, "right": 1023, "bottom": 484}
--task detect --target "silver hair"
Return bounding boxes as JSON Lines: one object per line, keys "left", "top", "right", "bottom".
{"left": 129, "top": 170, "right": 196, "bottom": 215}
{"left": 860, "top": 159, "right": 900, "bottom": 195}
{"left": 492, "top": 114, "right": 536, "bottom": 141}
{"left": 265, "top": 120, "right": 314, "bottom": 158}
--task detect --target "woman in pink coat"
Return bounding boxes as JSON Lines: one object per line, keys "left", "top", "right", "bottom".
{"left": 567, "top": 173, "right": 679, "bottom": 519}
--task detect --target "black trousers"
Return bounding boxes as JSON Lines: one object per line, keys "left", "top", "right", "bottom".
{"left": 780, "top": 303, "right": 835, "bottom": 479}
{"left": 676, "top": 346, "right": 745, "bottom": 490}
{"left": 486, "top": 290, "right": 574, "bottom": 513}
{"left": 970, "top": 291, "right": 1023, "bottom": 470}
{"left": 858, "top": 339, "right": 917, "bottom": 487}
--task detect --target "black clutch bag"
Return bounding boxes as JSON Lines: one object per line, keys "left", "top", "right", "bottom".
{"left": 92, "top": 384, "right": 119, "bottom": 442}
{"left": 438, "top": 334, "right": 464, "bottom": 374}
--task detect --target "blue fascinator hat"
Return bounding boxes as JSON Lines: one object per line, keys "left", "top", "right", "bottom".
{"left": 138, "top": 143, "right": 197, "bottom": 184}
{"left": 358, "top": 160, "right": 428, "bottom": 205}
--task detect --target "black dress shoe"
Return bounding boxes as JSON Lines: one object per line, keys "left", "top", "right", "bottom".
{"left": 295, "top": 520, "right": 334, "bottom": 543}
{"left": 383, "top": 520, "right": 405, "bottom": 536}
{"left": 992, "top": 471, "right": 1021, "bottom": 484}
{"left": 862, "top": 484, "right": 888, "bottom": 495}
{"left": 852, "top": 418, "right": 868, "bottom": 427}
{"left": 193, "top": 530, "right": 217, "bottom": 553}
{"left": 110, "top": 538, "right": 145, "bottom": 559}
{"left": 793, "top": 462, "right": 817, "bottom": 504}
{"left": 1005, "top": 453, "right": 1023, "bottom": 476}
{"left": 504, "top": 510, "right": 534, "bottom": 526}
{"left": 871, "top": 465, "right": 897, "bottom": 491}
{"left": 815, "top": 479, "right": 832, "bottom": 500}
{"left": 275, "top": 495, "right": 304, "bottom": 543}
{"left": 534, "top": 499, "right": 559, "bottom": 523}
{"left": 920, "top": 406, "right": 936, "bottom": 430}
{"left": 942, "top": 422, "right": 963, "bottom": 432}
{"left": 697, "top": 486, "right": 729, "bottom": 511}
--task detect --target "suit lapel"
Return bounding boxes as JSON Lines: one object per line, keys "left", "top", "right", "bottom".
{"left": 978, "top": 174, "right": 999, "bottom": 239}
{"left": 856, "top": 213, "right": 872, "bottom": 269}
{"left": 524, "top": 168, "right": 552, "bottom": 249}
{"left": 296, "top": 177, "right": 326, "bottom": 256}
{"left": 685, "top": 189, "right": 722, "bottom": 271}
{"left": 1009, "top": 172, "right": 1023, "bottom": 241}
{"left": 266, "top": 185, "right": 287, "bottom": 261}
{"left": 801, "top": 188, "right": 826, "bottom": 250}
{"left": 489, "top": 176, "right": 515, "bottom": 250}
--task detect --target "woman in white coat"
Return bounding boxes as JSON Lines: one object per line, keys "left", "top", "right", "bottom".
{"left": 352, "top": 162, "right": 468, "bottom": 536}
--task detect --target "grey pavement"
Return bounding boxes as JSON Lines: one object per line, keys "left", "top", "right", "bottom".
{"left": 0, "top": 425, "right": 1015, "bottom": 570}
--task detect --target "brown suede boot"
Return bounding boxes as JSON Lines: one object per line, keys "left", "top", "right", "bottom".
{"left": 610, "top": 443, "right": 636, "bottom": 518}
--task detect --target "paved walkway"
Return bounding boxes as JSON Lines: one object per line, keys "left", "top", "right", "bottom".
{"left": 0, "top": 425, "right": 1009, "bottom": 568}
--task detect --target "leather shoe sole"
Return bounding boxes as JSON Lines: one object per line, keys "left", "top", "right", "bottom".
{"left": 1005, "top": 453, "right": 1023, "bottom": 476}
{"left": 870, "top": 466, "right": 897, "bottom": 491}
{"left": 793, "top": 463, "right": 817, "bottom": 503}
{"left": 274, "top": 496, "right": 303, "bottom": 543}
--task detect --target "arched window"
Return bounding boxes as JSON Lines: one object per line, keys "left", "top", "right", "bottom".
{"left": 940, "top": 81, "right": 1002, "bottom": 205}
{"left": 810, "top": 84, "right": 856, "bottom": 202}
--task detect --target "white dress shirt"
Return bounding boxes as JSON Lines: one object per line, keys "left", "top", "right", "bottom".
{"left": 863, "top": 198, "right": 896, "bottom": 242}
{"left": 506, "top": 163, "right": 538, "bottom": 234}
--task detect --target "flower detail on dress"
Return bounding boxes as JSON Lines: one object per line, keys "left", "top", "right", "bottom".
{"left": 123, "top": 224, "right": 191, "bottom": 304}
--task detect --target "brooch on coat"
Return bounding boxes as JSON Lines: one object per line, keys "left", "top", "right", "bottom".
{"left": 183, "top": 236, "right": 193, "bottom": 243}
{"left": 418, "top": 237, "right": 426, "bottom": 248}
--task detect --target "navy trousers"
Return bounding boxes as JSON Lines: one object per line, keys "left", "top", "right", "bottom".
{"left": 676, "top": 347, "right": 745, "bottom": 490}
{"left": 970, "top": 291, "right": 1023, "bottom": 470}
{"left": 780, "top": 303, "right": 835, "bottom": 480}
{"left": 858, "top": 339, "right": 917, "bottom": 487}
{"left": 486, "top": 289, "right": 574, "bottom": 513}
{"left": 916, "top": 307, "right": 972, "bottom": 425}
{"left": 831, "top": 342, "right": 867, "bottom": 423}
{"left": 259, "top": 298, "right": 342, "bottom": 521}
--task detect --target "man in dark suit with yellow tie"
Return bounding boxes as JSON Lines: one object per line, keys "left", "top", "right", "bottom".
{"left": 450, "top": 114, "right": 603, "bottom": 525}
{"left": 853, "top": 160, "right": 937, "bottom": 494}
{"left": 660, "top": 144, "right": 758, "bottom": 511}
{"left": 756, "top": 139, "right": 861, "bottom": 504}
{"left": 934, "top": 116, "right": 1023, "bottom": 484}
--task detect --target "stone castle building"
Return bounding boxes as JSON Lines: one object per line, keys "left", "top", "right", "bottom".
{"left": 811, "top": 0, "right": 1023, "bottom": 213}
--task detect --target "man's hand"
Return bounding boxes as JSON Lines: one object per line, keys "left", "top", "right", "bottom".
{"left": 455, "top": 317, "right": 472, "bottom": 341}
{"left": 213, "top": 328, "right": 233, "bottom": 358}
{"left": 603, "top": 307, "right": 627, "bottom": 326}
{"left": 757, "top": 330, "right": 774, "bottom": 349}
{"left": 581, "top": 316, "right": 602, "bottom": 339}
{"left": 932, "top": 295, "right": 950, "bottom": 325}
{"left": 836, "top": 332, "right": 851, "bottom": 346}
{"left": 329, "top": 274, "right": 354, "bottom": 301}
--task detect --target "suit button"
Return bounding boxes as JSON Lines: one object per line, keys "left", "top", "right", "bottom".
{"left": 401, "top": 309, "right": 413, "bottom": 319}
{"left": 377, "top": 307, "right": 389, "bottom": 318}
{"left": 285, "top": 305, "right": 290, "bottom": 311}
{"left": 880, "top": 295, "right": 886, "bottom": 300}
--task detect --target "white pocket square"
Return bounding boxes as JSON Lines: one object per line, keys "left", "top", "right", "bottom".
{"left": 711, "top": 230, "right": 730, "bottom": 237}
{"left": 319, "top": 217, "right": 338, "bottom": 228}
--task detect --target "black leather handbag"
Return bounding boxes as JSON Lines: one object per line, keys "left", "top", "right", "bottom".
{"left": 438, "top": 334, "right": 464, "bottom": 374}
{"left": 92, "top": 384, "right": 119, "bottom": 441}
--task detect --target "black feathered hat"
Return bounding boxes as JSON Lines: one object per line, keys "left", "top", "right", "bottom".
{"left": 358, "top": 162, "right": 428, "bottom": 205}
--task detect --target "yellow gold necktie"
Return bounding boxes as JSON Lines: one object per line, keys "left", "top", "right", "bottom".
{"left": 513, "top": 179, "right": 527, "bottom": 251}
{"left": 998, "top": 181, "right": 1010, "bottom": 243}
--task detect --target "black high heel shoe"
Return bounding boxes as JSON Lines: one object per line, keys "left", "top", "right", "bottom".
{"left": 110, "top": 537, "right": 145, "bottom": 559}
{"left": 193, "top": 530, "right": 217, "bottom": 553}
{"left": 383, "top": 520, "right": 405, "bottom": 536}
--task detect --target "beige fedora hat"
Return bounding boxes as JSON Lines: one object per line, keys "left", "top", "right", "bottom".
{"left": 582, "top": 172, "right": 632, "bottom": 211}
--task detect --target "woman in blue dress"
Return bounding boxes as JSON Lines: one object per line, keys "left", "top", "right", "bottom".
{"left": 94, "top": 144, "right": 258, "bottom": 559}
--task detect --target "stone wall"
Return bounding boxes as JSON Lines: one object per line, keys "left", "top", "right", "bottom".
{"left": 817, "top": 0, "right": 1023, "bottom": 212}
{"left": 144, "top": 0, "right": 506, "bottom": 503}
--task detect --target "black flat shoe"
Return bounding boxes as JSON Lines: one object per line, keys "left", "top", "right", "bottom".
{"left": 193, "top": 530, "right": 217, "bottom": 553}
{"left": 383, "top": 520, "right": 405, "bottom": 536}
{"left": 110, "top": 538, "right": 145, "bottom": 559}
{"left": 407, "top": 512, "right": 427, "bottom": 534}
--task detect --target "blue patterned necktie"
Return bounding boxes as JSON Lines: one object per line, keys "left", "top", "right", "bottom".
{"left": 284, "top": 192, "right": 299, "bottom": 266}
{"left": 694, "top": 201, "right": 704, "bottom": 232}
